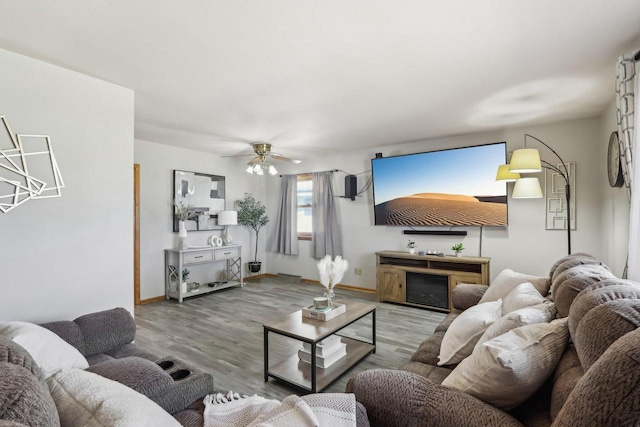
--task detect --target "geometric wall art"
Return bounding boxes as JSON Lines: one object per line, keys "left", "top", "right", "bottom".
{"left": 545, "top": 161, "right": 575, "bottom": 230}
{"left": 0, "top": 115, "right": 64, "bottom": 213}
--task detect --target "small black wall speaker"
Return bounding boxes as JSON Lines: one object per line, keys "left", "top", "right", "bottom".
{"left": 345, "top": 175, "right": 357, "bottom": 200}
{"left": 375, "top": 152, "right": 383, "bottom": 158}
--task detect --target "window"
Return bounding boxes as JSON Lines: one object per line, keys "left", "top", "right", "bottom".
{"left": 297, "top": 174, "right": 312, "bottom": 240}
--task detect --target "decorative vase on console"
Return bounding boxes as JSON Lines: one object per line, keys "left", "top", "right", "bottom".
{"left": 179, "top": 221, "right": 188, "bottom": 250}
{"left": 317, "top": 255, "right": 349, "bottom": 309}
{"left": 407, "top": 239, "right": 416, "bottom": 254}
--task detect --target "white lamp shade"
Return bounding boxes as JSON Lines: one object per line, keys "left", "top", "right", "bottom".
{"left": 495, "top": 164, "right": 521, "bottom": 182}
{"left": 512, "top": 177, "right": 543, "bottom": 198}
{"left": 218, "top": 210, "right": 237, "bottom": 225}
{"left": 509, "top": 148, "right": 542, "bottom": 173}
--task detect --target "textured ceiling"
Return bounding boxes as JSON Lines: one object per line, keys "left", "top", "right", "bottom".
{"left": 0, "top": 0, "right": 639, "bottom": 158}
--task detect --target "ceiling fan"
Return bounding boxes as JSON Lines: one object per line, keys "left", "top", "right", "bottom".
{"left": 223, "top": 143, "right": 301, "bottom": 175}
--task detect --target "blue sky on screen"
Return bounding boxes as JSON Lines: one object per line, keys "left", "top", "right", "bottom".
{"left": 372, "top": 143, "right": 507, "bottom": 205}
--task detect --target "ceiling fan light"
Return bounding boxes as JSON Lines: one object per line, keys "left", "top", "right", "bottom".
{"left": 268, "top": 164, "right": 278, "bottom": 175}
{"left": 245, "top": 165, "right": 254, "bottom": 174}
{"left": 254, "top": 164, "right": 264, "bottom": 175}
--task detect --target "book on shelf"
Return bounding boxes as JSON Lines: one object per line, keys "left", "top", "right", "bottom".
{"left": 298, "top": 344, "right": 347, "bottom": 369}
{"left": 301, "top": 336, "right": 343, "bottom": 357}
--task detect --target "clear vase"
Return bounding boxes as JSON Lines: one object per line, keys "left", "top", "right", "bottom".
{"left": 324, "top": 288, "right": 335, "bottom": 309}
{"left": 179, "top": 221, "right": 188, "bottom": 250}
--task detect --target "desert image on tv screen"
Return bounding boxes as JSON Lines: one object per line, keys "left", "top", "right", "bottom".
{"left": 372, "top": 143, "right": 507, "bottom": 226}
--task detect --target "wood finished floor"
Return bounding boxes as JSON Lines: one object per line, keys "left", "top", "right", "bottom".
{"left": 134, "top": 276, "right": 445, "bottom": 400}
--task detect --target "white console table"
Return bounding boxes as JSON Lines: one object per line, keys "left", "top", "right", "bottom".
{"left": 164, "top": 245, "right": 243, "bottom": 303}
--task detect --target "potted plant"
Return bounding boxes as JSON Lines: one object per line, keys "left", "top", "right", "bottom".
{"left": 407, "top": 239, "right": 416, "bottom": 254}
{"left": 452, "top": 243, "right": 465, "bottom": 257}
{"left": 235, "top": 193, "right": 269, "bottom": 273}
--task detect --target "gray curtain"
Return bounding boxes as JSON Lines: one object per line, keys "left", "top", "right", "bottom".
{"left": 271, "top": 174, "right": 299, "bottom": 255}
{"left": 312, "top": 171, "right": 343, "bottom": 258}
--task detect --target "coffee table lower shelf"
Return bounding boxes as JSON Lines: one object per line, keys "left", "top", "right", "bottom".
{"left": 266, "top": 337, "right": 375, "bottom": 393}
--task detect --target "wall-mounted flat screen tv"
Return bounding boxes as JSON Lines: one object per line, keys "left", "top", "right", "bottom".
{"left": 371, "top": 142, "right": 508, "bottom": 227}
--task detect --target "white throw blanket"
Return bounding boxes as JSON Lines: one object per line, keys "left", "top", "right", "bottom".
{"left": 203, "top": 391, "right": 356, "bottom": 427}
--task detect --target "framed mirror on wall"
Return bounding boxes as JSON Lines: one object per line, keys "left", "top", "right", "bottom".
{"left": 173, "top": 169, "right": 225, "bottom": 232}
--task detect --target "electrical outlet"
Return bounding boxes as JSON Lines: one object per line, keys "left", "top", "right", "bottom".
{"left": 354, "top": 267, "right": 363, "bottom": 275}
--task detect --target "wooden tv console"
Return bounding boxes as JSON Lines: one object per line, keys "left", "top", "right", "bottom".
{"left": 376, "top": 251, "right": 490, "bottom": 312}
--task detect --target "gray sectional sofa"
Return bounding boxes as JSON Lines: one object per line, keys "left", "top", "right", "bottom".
{"left": 347, "top": 253, "right": 640, "bottom": 426}
{"left": 0, "top": 307, "right": 211, "bottom": 426}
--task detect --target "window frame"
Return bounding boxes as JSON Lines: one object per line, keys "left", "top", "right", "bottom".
{"left": 297, "top": 173, "right": 312, "bottom": 240}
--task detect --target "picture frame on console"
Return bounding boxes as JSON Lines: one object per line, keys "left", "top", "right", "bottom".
{"left": 173, "top": 169, "right": 225, "bottom": 232}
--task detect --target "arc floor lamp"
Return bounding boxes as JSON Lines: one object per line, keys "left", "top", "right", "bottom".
{"left": 497, "top": 134, "right": 572, "bottom": 255}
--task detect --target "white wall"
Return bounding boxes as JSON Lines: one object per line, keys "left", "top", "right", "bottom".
{"left": 266, "top": 116, "right": 607, "bottom": 289}
{"left": 599, "top": 99, "right": 630, "bottom": 276}
{"left": 134, "top": 140, "right": 265, "bottom": 300}
{"left": 0, "top": 48, "right": 134, "bottom": 322}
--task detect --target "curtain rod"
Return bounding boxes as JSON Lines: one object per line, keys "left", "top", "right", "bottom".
{"left": 279, "top": 169, "right": 338, "bottom": 177}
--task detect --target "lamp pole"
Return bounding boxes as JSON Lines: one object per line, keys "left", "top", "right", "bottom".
{"left": 524, "top": 134, "right": 572, "bottom": 255}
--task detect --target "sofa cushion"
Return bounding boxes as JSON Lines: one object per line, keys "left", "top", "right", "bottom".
{"left": 47, "top": 368, "right": 181, "bottom": 427}
{"left": 553, "top": 328, "right": 640, "bottom": 427}
{"left": 451, "top": 284, "right": 488, "bottom": 311}
{"left": 86, "top": 357, "right": 174, "bottom": 397}
{"left": 476, "top": 302, "right": 556, "bottom": 347}
{"left": 550, "top": 346, "right": 583, "bottom": 421}
{"left": 437, "top": 299, "right": 502, "bottom": 366}
{"left": 479, "top": 269, "right": 550, "bottom": 304}
{"left": 434, "top": 312, "right": 459, "bottom": 333}
{"left": 0, "top": 336, "right": 42, "bottom": 379}
{"left": 551, "top": 264, "right": 615, "bottom": 316}
{"left": 411, "top": 331, "right": 445, "bottom": 366}
{"left": 0, "top": 362, "right": 60, "bottom": 427}
{"left": 567, "top": 279, "right": 640, "bottom": 339}
{"left": 442, "top": 318, "right": 570, "bottom": 411}
{"left": 548, "top": 253, "right": 600, "bottom": 283}
{"left": 74, "top": 308, "right": 136, "bottom": 357}
{"left": 502, "top": 282, "right": 548, "bottom": 314}
{"left": 0, "top": 321, "right": 88, "bottom": 379}
{"left": 573, "top": 299, "right": 640, "bottom": 371}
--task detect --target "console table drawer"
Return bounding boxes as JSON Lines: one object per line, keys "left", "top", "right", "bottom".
{"left": 184, "top": 251, "right": 214, "bottom": 264}
{"left": 215, "top": 247, "right": 240, "bottom": 260}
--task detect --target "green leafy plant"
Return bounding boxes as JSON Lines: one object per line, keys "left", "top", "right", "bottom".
{"left": 182, "top": 268, "right": 190, "bottom": 281}
{"left": 235, "top": 193, "right": 269, "bottom": 263}
{"left": 452, "top": 243, "right": 464, "bottom": 253}
{"left": 407, "top": 239, "right": 416, "bottom": 249}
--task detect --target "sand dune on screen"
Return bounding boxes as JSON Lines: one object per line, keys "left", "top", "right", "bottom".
{"left": 375, "top": 193, "right": 507, "bottom": 226}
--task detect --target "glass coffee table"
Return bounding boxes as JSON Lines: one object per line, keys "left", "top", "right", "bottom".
{"left": 263, "top": 300, "right": 376, "bottom": 393}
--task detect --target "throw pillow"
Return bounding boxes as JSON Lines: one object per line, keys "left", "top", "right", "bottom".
{"left": 437, "top": 299, "right": 502, "bottom": 366}
{"left": 479, "top": 269, "right": 550, "bottom": 304}
{"left": 0, "top": 321, "right": 89, "bottom": 379}
{"left": 442, "top": 318, "right": 570, "bottom": 410}
{"left": 476, "top": 302, "right": 557, "bottom": 347}
{"left": 47, "top": 368, "right": 181, "bottom": 427}
{"left": 502, "top": 282, "right": 548, "bottom": 314}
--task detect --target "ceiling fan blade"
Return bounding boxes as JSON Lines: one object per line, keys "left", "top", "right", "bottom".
{"left": 246, "top": 157, "right": 261, "bottom": 166}
{"left": 270, "top": 154, "right": 301, "bottom": 164}
{"left": 221, "top": 153, "right": 255, "bottom": 158}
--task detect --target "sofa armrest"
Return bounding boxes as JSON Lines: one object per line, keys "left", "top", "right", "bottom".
{"left": 346, "top": 369, "right": 522, "bottom": 427}
{"left": 452, "top": 284, "right": 488, "bottom": 311}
